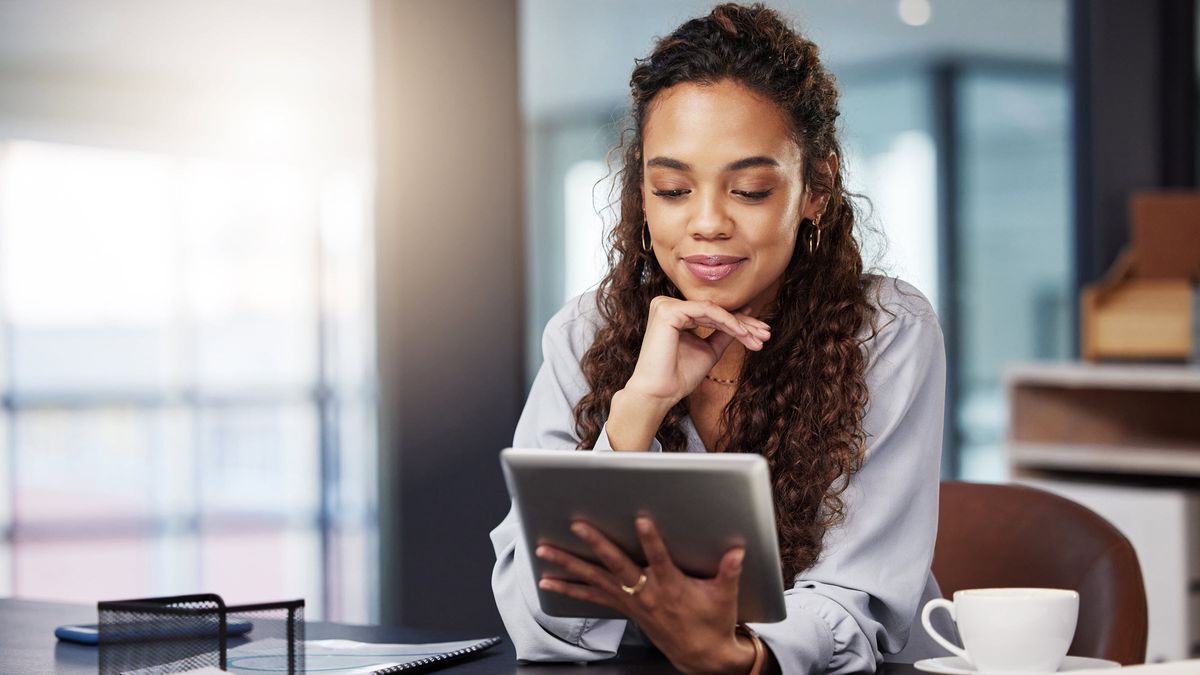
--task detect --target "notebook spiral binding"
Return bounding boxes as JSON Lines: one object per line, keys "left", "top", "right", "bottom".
{"left": 372, "top": 636, "right": 502, "bottom": 673}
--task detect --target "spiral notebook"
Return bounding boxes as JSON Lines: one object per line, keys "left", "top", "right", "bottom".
{"left": 161, "top": 636, "right": 503, "bottom": 674}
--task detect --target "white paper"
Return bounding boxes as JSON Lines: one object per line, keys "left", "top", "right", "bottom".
{"left": 125, "top": 637, "right": 498, "bottom": 675}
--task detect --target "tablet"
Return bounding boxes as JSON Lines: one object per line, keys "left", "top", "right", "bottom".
{"left": 500, "top": 447, "right": 786, "bottom": 623}
{"left": 54, "top": 617, "right": 254, "bottom": 645}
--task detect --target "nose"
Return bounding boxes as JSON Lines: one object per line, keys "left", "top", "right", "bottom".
{"left": 686, "top": 188, "right": 733, "bottom": 240}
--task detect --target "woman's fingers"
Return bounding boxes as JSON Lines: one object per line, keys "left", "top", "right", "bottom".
{"left": 661, "top": 300, "right": 764, "bottom": 347}
{"left": 715, "top": 547, "right": 745, "bottom": 601}
{"left": 732, "top": 305, "right": 769, "bottom": 326}
{"left": 681, "top": 312, "right": 766, "bottom": 351}
{"left": 535, "top": 544, "right": 622, "bottom": 595}
{"left": 704, "top": 318, "right": 768, "bottom": 352}
{"left": 538, "top": 577, "right": 623, "bottom": 611}
{"left": 736, "top": 316, "right": 771, "bottom": 336}
{"left": 647, "top": 297, "right": 773, "bottom": 355}
{"left": 730, "top": 312, "right": 770, "bottom": 350}
{"left": 731, "top": 304, "right": 771, "bottom": 331}
{"left": 635, "top": 516, "right": 683, "bottom": 584}
{"left": 568, "top": 521, "right": 645, "bottom": 589}
{"left": 731, "top": 308, "right": 771, "bottom": 344}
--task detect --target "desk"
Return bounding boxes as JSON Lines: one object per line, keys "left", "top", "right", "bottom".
{"left": 1, "top": 598, "right": 919, "bottom": 674}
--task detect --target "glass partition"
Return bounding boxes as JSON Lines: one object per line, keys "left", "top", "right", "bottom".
{"left": 955, "top": 69, "right": 1072, "bottom": 480}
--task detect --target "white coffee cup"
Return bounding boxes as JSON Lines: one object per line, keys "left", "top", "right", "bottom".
{"left": 921, "top": 588, "right": 1079, "bottom": 673}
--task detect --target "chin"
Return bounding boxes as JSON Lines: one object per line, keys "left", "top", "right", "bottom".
{"left": 677, "top": 284, "right": 748, "bottom": 310}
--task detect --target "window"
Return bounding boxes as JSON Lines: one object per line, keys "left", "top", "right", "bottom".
{"left": 0, "top": 140, "right": 376, "bottom": 621}
{"left": 954, "top": 69, "right": 1073, "bottom": 480}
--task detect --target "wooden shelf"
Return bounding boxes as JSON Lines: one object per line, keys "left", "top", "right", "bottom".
{"left": 1006, "top": 329, "right": 1200, "bottom": 660}
{"left": 1007, "top": 361, "right": 1200, "bottom": 482}
{"left": 1006, "top": 363, "right": 1200, "bottom": 454}
{"left": 1005, "top": 361, "right": 1200, "bottom": 392}
{"left": 1009, "top": 441, "right": 1200, "bottom": 478}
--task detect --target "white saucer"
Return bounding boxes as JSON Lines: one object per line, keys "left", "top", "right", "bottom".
{"left": 914, "top": 655, "right": 1121, "bottom": 675}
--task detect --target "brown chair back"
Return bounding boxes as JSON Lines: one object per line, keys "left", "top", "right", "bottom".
{"left": 933, "top": 481, "right": 1148, "bottom": 665}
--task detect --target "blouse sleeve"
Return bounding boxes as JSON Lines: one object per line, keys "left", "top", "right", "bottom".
{"left": 489, "top": 296, "right": 636, "bottom": 661}
{"left": 749, "top": 298, "right": 946, "bottom": 674}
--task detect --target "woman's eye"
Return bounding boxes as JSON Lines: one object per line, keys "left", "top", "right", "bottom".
{"left": 652, "top": 189, "right": 690, "bottom": 199}
{"left": 733, "top": 190, "right": 773, "bottom": 201}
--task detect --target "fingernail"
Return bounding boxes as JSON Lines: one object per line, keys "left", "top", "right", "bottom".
{"left": 636, "top": 516, "right": 651, "bottom": 533}
{"left": 570, "top": 522, "right": 587, "bottom": 537}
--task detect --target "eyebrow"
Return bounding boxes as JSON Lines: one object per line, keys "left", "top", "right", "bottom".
{"left": 645, "top": 156, "right": 780, "bottom": 172}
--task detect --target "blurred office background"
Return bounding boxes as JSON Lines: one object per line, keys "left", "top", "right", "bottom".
{"left": 0, "top": 0, "right": 1194, "bottom": 642}
{"left": 0, "top": 0, "right": 377, "bottom": 622}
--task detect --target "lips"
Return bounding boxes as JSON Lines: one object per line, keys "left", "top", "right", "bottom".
{"left": 683, "top": 255, "right": 747, "bottom": 282}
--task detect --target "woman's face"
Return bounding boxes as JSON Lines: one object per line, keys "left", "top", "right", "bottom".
{"left": 641, "top": 78, "right": 828, "bottom": 313}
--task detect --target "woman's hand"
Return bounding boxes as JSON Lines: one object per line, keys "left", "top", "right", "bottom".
{"left": 535, "top": 516, "right": 757, "bottom": 674}
{"left": 606, "top": 297, "right": 771, "bottom": 450}
{"left": 630, "top": 297, "right": 770, "bottom": 403}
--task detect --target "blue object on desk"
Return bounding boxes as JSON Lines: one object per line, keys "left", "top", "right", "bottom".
{"left": 55, "top": 618, "right": 253, "bottom": 645}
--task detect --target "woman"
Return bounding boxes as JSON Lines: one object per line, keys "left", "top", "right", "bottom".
{"left": 491, "top": 4, "right": 947, "bottom": 673}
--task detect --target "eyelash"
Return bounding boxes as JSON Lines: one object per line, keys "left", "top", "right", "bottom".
{"left": 651, "top": 189, "right": 773, "bottom": 201}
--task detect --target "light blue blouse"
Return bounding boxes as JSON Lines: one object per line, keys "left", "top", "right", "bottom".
{"left": 490, "top": 277, "right": 952, "bottom": 674}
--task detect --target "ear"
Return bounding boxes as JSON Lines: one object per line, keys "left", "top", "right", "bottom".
{"left": 803, "top": 151, "right": 839, "bottom": 219}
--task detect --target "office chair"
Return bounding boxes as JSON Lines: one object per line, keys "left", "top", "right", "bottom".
{"left": 932, "top": 480, "right": 1148, "bottom": 665}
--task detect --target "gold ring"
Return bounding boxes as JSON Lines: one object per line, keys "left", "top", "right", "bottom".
{"left": 620, "top": 573, "right": 648, "bottom": 596}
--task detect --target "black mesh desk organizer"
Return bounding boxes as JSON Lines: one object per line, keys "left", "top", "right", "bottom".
{"left": 98, "top": 593, "right": 304, "bottom": 674}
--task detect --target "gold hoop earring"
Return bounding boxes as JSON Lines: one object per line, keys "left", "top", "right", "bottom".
{"left": 641, "top": 221, "right": 652, "bottom": 253}
{"left": 806, "top": 214, "right": 823, "bottom": 254}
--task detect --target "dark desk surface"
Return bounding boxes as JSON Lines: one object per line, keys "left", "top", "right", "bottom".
{"left": 1, "top": 598, "right": 919, "bottom": 674}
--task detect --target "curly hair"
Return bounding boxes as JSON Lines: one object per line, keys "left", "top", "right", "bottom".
{"left": 572, "top": 3, "right": 877, "bottom": 584}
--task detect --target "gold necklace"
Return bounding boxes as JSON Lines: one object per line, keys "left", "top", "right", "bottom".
{"left": 704, "top": 373, "right": 738, "bottom": 385}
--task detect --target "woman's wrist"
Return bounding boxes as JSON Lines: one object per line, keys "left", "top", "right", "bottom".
{"left": 734, "top": 624, "right": 766, "bottom": 675}
{"left": 728, "top": 631, "right": 761, "bottom": 674}
{"left": 616, "top": 381, "right": 679, "bottom": 412}
{"left": 605, "top": 388, "right": 675, "bottom": 451}
{"left": 678, "top": 631, "right": 758, "bottom": 675}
